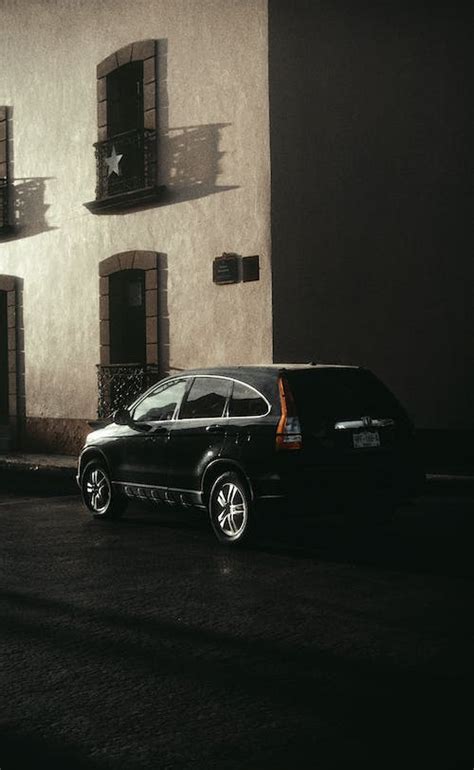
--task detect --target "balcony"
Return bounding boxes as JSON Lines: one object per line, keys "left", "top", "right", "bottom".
{"left": 97, "top": 363, "right": 160, "bottom": 418}
{"left": 84, "top": 129, "right": 165, "bottom": 214}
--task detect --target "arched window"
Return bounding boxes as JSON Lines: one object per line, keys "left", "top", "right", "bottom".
{"left": 109, "top": 269, "right": 146, "bottom": 364}
{"left": 97, "top": 251, "right": 160, "bottom": 417}
{"left": 85, "top": 40, "right": 164, "bottom": 213}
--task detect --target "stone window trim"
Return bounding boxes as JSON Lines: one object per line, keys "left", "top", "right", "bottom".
{"left": 99, "top": 251, "right": 158, "bottom": 366}
{"left": 96, "top": 40, "right": 158, "bottom": 142}
{"left": 0, "top": 275, "right": 19, "bottom": 434}
{"left": 85, "top": 40, "right": 165, "bottom": 214}
{"left": 0, "top": 107, "right": 12, "bottom": 235}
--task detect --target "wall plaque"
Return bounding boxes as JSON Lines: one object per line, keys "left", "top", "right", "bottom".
{"left": 213, "top": 253, "right": 239, "bottom": 285}
{"left": 242, "top": 255, "right": 260, "bottom": 282}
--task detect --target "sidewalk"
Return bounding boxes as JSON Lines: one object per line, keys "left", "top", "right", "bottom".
{"left": 0, "top": 451, "right": 473, "bottom": 496}
{"left": 0, "top": 453, "right": 78, "bottom": 494}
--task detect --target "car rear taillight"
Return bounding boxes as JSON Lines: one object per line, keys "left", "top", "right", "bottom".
{"left": 276, "top": 375, "right": 303, "bottom": 451}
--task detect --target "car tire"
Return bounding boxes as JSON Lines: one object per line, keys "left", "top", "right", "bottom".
{"left": 208, "top": 471, "right": 253, "bottom": 545}
{"left": 81, "top": 459, "right": 126, "bottom": 520}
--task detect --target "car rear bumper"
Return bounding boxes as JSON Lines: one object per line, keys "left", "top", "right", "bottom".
{"left": 253, "top": 456, "right": 424, "bottom": 513}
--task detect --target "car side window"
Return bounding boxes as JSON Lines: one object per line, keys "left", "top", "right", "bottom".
{"left": 132, "top": 379, "right": 187, "bottom": 422}
{"left": 229, "top": 381, "right": 268, "bottom": 417}
{"left": 179, "top": 377, "right": 231, "bottom": 419}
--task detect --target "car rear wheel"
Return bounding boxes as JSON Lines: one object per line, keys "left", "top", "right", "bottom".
{"left": 81, "top": 460, "right": 126, "bottom": 520}
{"left": 208, "top": 471, "right": 252, "bottom": 545}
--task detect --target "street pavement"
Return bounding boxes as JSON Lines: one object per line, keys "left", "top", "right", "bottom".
{"left": 0, "top": 490, "right": 473, "bottom": 769}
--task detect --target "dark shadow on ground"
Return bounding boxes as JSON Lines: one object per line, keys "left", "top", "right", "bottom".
{"left": 0, "top": 468, "right": 78, "bottom": 496}
{"left": 0, "top": 730, "right": 106, "bottom": 770}
{"left": 1, "top": 585, "right": 472, "bottom": 769}
{"left": 117, "top": 492, "right": 474, "bottom": 580}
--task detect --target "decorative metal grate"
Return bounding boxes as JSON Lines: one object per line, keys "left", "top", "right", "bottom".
{"left": 0, "top": 178, "right": 8, "bottom": 231}
{"left": 94, "top": 129, "right": 157, "bottom": 201}
{"left": 97, "top": 363, "right": 160, "bottom": 418}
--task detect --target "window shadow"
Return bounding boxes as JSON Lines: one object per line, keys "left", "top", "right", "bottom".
{"left": 156, "top": 39, "right": 239, "bottom": 206}
{"left": 9, "top": 177, "right": 58, "bottom": 240}
{"left": 159, "top": 123, "right": 239, "bottom": 205}
{"left": 1, "top": 108, "right": 57, "bottom": 241}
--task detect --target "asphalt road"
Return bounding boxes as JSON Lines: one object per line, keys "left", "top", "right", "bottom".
{"left": 0, "top": 489, "right": 473, "bottom": 770}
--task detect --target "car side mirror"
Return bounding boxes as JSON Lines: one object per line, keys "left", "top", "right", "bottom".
{"left": 113, "top": 407, "right": 132, "bottom": 426}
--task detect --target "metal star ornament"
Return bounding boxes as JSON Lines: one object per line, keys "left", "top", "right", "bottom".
{"left": 105, "top": 145, "right": 123, "bottom": 176}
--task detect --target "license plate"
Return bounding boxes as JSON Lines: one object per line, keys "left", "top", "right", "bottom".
{"left": 353, "top": 430, "right": 380, "bottom": 449}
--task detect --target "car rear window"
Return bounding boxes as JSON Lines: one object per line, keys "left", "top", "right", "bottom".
{"left": 179, "top": 377, "right": 231, "bottom": 419}
{"left": 286, "top": 368, "right": 406, "bottom": 429}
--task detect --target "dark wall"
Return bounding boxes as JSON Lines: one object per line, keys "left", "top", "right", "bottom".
{"left": 269, "top": 0, "right": 472, "bottom": 429}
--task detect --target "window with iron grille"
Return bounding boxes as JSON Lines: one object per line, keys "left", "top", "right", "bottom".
{"left": 97, "top": 251, "right": 160, "bottom": 418}
{"left": 85, "top": 40, "right": 164, "bottom": 213}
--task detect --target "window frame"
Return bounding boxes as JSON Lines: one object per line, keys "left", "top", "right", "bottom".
{"left": 228, "top": 378, "right": 271, "bottom": 419}
{"left": 130, "top": 375, "right": 272, "bottom": 424}
{"left": 173, "top": 375, "right": 272, "bottom": 422}
{"left": 85, "top": 40, "right": 165, "bottom": 213}
{"left": 130, "top": 377, "right": 189, "bottom": 423}
{"left": 177, "top": 376, "right": 233, "bottom": 421}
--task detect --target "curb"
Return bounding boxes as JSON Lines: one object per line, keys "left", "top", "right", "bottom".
{"left": 0, "top": 456, "right": 473, "bottom": 497}
{"left": 423, "top": 473, "right": 474, "bottom": 497}
{"left": 0, "top": 456, "right": 78, "bottom": 495}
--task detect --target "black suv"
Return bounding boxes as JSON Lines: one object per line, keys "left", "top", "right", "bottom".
{"left": 77, "top": 365, "right": 422, "bottom": 544}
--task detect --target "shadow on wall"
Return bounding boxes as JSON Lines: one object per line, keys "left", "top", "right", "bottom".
{"left": 157, "top": 39, "right": 238, "bottom": 206}
{"left": 2, "top": 108, "right": 57, "bottom": 242}
{"left": 159, "top": 123, "right": 238, "bottom": 205}
{"left": 10, "top": 178, "right": 58, "bottom": 240}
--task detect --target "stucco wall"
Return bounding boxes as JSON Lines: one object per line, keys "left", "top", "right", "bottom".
{"left": 269, "top": 0, "right": 472, "bottom": 430}
{"left": 0, "top": 0, "right": 272, "bottom": 429}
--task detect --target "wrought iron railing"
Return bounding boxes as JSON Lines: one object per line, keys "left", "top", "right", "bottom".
{"left": 0, "top": 178, "right": 8, "bottom": 231}
{"left": 94, "top": 128, "right": 157, "bottom": 200}
{"left": 97, "top": 363, "right": 160, "bottom": 418}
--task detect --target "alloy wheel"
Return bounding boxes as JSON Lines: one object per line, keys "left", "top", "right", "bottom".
{"left": 85, "top": 467, "right": 111, "bottom": 515}
{"left": 215, "top": 482, "right": 248, "bottom": 538}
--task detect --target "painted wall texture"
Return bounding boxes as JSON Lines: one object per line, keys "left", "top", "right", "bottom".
{"left": 0, "top": 0, "right": 272, "bottom": 450}
{"left": 269, "top": 0, "right": 472, "bottom": 430}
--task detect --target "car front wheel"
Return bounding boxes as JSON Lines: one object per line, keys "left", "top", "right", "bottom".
{"left": 81, "top": 460, "right": 126, "bottom": 520}
{"left": 208, "top": 471, "right": 252, "bottom": 545}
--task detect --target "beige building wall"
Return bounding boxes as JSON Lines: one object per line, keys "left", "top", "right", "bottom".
{"left": 0, "top": 0, "right": 272, "bottom": 450}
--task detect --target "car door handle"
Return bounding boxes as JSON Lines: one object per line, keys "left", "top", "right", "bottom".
{"left": 150, "top": 426, "right": 169, "bottom": 437}
{"left": 206, "top": 425, "right": 226, "bottom": 434}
